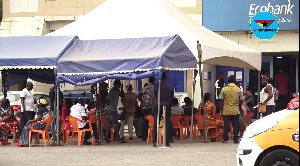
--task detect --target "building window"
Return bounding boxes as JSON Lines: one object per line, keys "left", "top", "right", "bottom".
{"left": 10, "top": 0, "right": 38, "bottom": 13}
{"left": 164, "top": 71, "right": 186, "bottom": 92}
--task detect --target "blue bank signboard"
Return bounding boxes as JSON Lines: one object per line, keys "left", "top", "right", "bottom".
{"left": 203, "top": 0, "right": 299, "bottom": 31}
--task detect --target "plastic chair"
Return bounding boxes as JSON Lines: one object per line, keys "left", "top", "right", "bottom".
{"left": 170, "top": 115, "right": 183, "bottom": 140}
{"left": 145, "top": 115, "right": 163, "bottom": 144}
{"left": 182, "top": 115, "right": 196, "bottom": 139}
{"left": 28, "top": 116, "right": 54, "bottom": 147}
{"left": 69, "top": 116, "right": 94, "bottom": 146}
{"left": 194, "top": 113, "right": 218, "bottom": 142}
{"left": 62, "top": 116, "right": 71, "bottom": 144}
{"left": 101, "top": 115, "right": 114, "bottom": 141}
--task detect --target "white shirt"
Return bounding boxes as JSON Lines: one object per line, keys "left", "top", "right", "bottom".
{"left": 260, "top": 84, "right": 275, "bottom": 106}
{"left": 20, "top": 88, "right": 34, "bottom": 112}
{"left": 70, "top": 103, "right": 87, "bottom": 128}
{"left": 215, "top": 80, "right": 225, "bottom": 99}
{"left": 171, "top": 106, "right": 184, "bottom": 115}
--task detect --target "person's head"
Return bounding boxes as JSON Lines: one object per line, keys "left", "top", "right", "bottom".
{"left": 77, "top": 98, "right": 84, "bottom": 106}
{"left": 171, "top": 97, "right": 179, "bottom": 106}
{"left": 268, "top": 78, "right": 274, "bottom": 86}
{"left": 126, "top": 84, "right": 133, "bottom": 91}
{"left": 144, "top": 83, "right": 148, "bottom": 87}
{"left": 184, "top": 97, "right": 192, "bottom": 106}
{"left": 26, "top": 82, "right": 33, "bottom": 91}
{"left": 87, "top": 101, "right": 95, "bottom": 110}
{"left": 204, "top": 93, "right": 212, "bottom": 102}
{"left": 37, "top": 98, "right": 48, "bottom": 108}
{"left": 0, "top": 98, "right": 10, "bottom": 108}
{"left": 113, "top": 79, "right": 122, "bottom": 89}
{"left": 85, "top": 99, "right": 91, "bottom": 105}
{"left": 64, "top": 98, "right": 73, "bottom": 108}
{"left": 219, "top": 72, "right": 225, "bottom": 80}
{"left": 228, "top": 75, "right": 236, "bottom": 84}
{"left": 161, "top": 72, "right": 167, "bottom": 81}
{"left": 149, "top": 76, "right": 155, "bottom": 84}
{"left": 101, "top": 82, "right": 108, "bottom": 90}
{"left": 246, "top": 83, "right": 252, "bottom": 91}
{"left": 261, "top": 74, "right": 269, "bottom": 85}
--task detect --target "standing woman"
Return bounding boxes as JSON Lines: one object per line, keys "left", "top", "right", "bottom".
{"left": 61, "top": 98, "right": 72, "bottom": 130}
{"left": 260, "top": 74, "right": 275, "bottom": 117}
{"left": 0, "top": 98, "right": 19, "bottom": 145}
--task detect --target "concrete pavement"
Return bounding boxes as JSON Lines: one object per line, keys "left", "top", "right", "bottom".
{"left": 0, "top": 137, "right": 238, "bottom": 166}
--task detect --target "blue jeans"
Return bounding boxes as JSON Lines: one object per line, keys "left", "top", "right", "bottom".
{"left": 106, "top": 110, "right": 119, "bottom": 127}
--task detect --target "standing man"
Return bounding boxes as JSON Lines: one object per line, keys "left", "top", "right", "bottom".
{"left": 104, "top": 79, "right": 126, "bottom": 143}
{"left": 260, "top": 75, "right": 275, "bottom": 117}
{"left": 120, "top": 84, "right": 137, "bottom": 140}
{"left": 20, "top": 82, "right": 34, "bottom": 131}
{"left": 215, "top": 72, "right": 225, "bottom": 113}
{"left": 153, "top": 72, "right": 174, "bottom": 147}
{"left": 138, "top": 77, "right": 155, "bottom": 141}
{"left": 274, "top": 67, "right": 290, "bottom": 111}
{"left": 219, "top": 75, "right": 244, "bottom": 144}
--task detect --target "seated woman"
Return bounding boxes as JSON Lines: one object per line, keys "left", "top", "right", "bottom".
{"left": 204, "top": 93, "right": 224, "bottom": 142}
{"left": 0, "top": 98, "right": 19, "bottom": 145}
{"left": 16, "top": 99, "right": 50, "bottom": 147}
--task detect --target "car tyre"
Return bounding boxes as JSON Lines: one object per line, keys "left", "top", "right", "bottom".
{"left": 259, "top": 149, "right": 299, "bottom": 166}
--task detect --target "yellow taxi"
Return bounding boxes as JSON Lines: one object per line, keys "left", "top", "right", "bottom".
{"left": 236, "top": 109, "right": 299, "bottom": 166}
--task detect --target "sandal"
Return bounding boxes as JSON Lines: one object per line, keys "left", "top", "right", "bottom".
{"left": 95, "top": 140, "right": 102, "bottom": 145}
{"left": 222, "top": 140, "right": 228, "bottom": 143}
{"left": 1, "top": 141, "right": 11, "bottom": 146}
{"left": 15, "top": 142, "right": 28, "bottom": 147}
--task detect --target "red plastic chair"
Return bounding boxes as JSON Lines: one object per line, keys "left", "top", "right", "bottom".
{"left": 170, "top": 115, "right": 183, "bottom": 140}
{"left": 101, "top": 115, "right": 114, "bottom": 141}
{"left": 194, "top": 113, "right": 218, "bottom": 142}
{"left": 145, "top": 115, "right": 163, "bottom": 144}
{"left": 62, "top": 116, "right": 71, "bottom": 144}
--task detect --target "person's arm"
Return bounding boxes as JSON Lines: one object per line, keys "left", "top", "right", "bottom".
{"left": 26, "top": 114, "right": 43, "bottom": 126}
{"left": 274, "top": 93, "right": 279, "bottom": 101}
{"left": 0, "top": 107, "right": 14, "bottom": 122}
{"left": 262, "top": 85, "right": 273, "bottom": 104}
{"left": 210, "top": 103, "right": 217, "bottom": 119}
{"left": 21, "top": 97, "right": 26, "bottom": 113}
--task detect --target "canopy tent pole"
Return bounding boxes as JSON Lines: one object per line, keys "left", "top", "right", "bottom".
{"left": 190, "top": 69, "right": 197, "bottom": 142}
{"left": 197, "top": 41, "right": 208, "bottom": 143}
{"left": 1, "top": 70, "right": 7, "bottom": 98}
{"left": 156, "top": 79, "right": 161, "bottom": 148}
{"left": 56, "top": 82, "right": 61, "bottom": 146}
{"left": 98, "top": 83, "right": 103, "bottom": 142}
{"left": 257, "top": 71, "right": 261, "bottom": 119}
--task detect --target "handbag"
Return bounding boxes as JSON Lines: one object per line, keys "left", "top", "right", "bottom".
{"left": 259, "top": 104, "right": 266, "bottom": 113}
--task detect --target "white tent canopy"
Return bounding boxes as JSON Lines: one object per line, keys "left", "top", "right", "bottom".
{"left": 47, "top": 0, "right": 261, "bottom": 71}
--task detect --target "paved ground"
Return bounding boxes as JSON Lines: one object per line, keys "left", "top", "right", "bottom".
{"left": 0, "top": 136, "right": 238, "bottom": 166}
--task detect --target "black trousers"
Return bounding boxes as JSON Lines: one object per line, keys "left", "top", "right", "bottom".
{"left": 153, "top": 104, "right": 171, "bottom": 144}
{"left": 223, "top": 115, "right": 239, "bottom": 142}
{"left": 263, "top": 105, "right": 274, "bottom": 117}
{"left": 26, "top": 111, "right": 35, "bottom": 121}
{"left": 80, "top": 124, "right": 91, "bottom": 141}
{"left": 276, "top": 95, "right": 289, "bottom": 111}
{"left": 91, "top": 123, "right": 99, "bottom": 141}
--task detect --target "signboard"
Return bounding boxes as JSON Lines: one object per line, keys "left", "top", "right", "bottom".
{"left": 203, "top": 0, "right": 299, "bottom": 31}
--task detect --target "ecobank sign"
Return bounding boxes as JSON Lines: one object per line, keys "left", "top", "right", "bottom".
{"left": 203, "top": 0, "right": 299, "bottom": 31}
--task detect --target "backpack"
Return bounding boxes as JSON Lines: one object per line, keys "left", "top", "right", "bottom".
{"left": 142, "top": 85, "right": 154, "bottom": 106}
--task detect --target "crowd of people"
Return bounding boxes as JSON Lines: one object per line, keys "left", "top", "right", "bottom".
{"left": 0, "top": 68, "right": 291, "bottom": 146}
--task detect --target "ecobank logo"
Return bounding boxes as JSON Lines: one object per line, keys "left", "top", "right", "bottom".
{"left": 249, "top": 0, "right": 295, "bottom": 23}
{"left": 250, "top": 12, "right": 279, "bottom": 40}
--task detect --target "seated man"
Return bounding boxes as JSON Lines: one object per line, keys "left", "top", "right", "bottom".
{"left": 70, "top": 98, "right": 92, "bottom": 145}
{"left": 171, "top": 98, "right": 184, "bottom": 115}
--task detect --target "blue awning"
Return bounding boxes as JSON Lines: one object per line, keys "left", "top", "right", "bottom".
{"left": 0, "top": 36, "right": 78, "bottom": 70}
{"left": 57, "top": 35, "right": 197, "bottom": 85}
